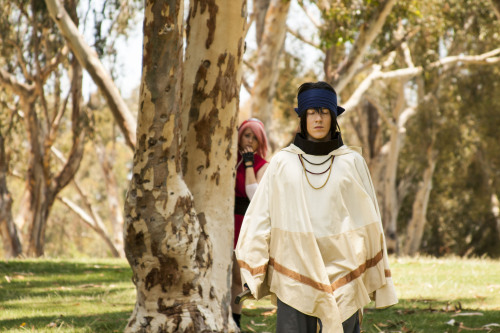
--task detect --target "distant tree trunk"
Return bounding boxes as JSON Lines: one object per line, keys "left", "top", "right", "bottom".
{"left": 45, "top": 0, "right": 137, "bottom": 150}
{"left": 490, "top": 193, "right": 500, "bottom": 243}
{"left": 403, "top": 145, "right": 437, "bottom": 256}
{"left": 254, "top": 0, "right": 271, "bottom": 45}
{"left": 26, "top": 54, "right": 86, "bottom": 257}
{"left": 0, "top": 133, "right": 23, "bottom": 258}
{"left": 123, "top": 0, "right": 246, "bottom": 331}
{"left": 95, "top": 142, "right": 125, "bottom": 257}
{"left": 249, "top": 0, "right": 291, "bottom": 151}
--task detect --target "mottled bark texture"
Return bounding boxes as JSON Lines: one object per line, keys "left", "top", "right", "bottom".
{"left": 124, "top": 0, "right": 246, "bottom": 331}
{"left": 183, "top": 0, "right": 247, "bottom": 331}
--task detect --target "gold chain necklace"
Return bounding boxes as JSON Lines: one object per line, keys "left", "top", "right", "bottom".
{"left": 298, "top": 155, "right": 335, "bottom": 190}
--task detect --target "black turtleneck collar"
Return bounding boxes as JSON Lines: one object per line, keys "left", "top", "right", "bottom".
{"left": 293, "top": 132, "right": 343, "bottom": 155}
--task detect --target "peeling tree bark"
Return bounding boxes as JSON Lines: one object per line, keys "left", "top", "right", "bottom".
{"left": 182, "top": 0, "right": 247, "bottom": 331}
{"left": 124, "top": 0, "right": 246, "bottom": 331}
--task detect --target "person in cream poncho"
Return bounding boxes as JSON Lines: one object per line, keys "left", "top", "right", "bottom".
{"left": 235, "top": 82, "right": 398, "bottom": 333}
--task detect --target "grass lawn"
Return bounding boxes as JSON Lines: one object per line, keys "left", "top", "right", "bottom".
{"left": 1, "top": 257, "right": 499, "bottom": 332}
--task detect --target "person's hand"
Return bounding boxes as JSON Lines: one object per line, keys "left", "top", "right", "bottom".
{"left": 241, "top": 147, "right": 254, "bottom": 168}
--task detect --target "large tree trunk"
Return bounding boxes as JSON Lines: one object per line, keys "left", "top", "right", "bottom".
{"left": 44, "top": 0, "right": 137, "bottom": 150}
{"left": 182, "top": 0, "right": 246, "bottom": 331}
{"left": 124, "top": 0, "right": 245, "bottom": 331}
{"left": 249, "top": 0, "right": 291, "bottom": 151}
{"left": 403, "top": 145, "right": 438, "bottom": 256}
{"left": 0, "top": 133, "right": 23, "bottom": 258}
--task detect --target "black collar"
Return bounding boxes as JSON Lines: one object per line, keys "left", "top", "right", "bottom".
{"left": 293, "top": 132, "right": 343, "bottom": 155}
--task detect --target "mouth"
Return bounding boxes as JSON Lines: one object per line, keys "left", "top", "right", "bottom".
{"left": 314, "top": 126, "right": 324, "bottom": 129}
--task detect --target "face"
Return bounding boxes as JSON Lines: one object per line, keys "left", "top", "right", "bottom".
{"left": 306, "top": 108, "right": 331, "bottom": 141}
{"left": 239, "top": 128, "right": 259, "bottom": 152}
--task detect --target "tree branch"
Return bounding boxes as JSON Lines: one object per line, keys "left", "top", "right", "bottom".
{"left": 286, "top": 27, "right": 321, "bottom": 49}
{"left": 342, "top": 48, "right": 500, "bottom": 114}
{"left": 44, "top": 0, "right": 137, "bottom": 149}
{"left": 0, "top": 68, "right": 35, "bottom": 99}
{"left": 332, "top": 0, "right": 398, "bottom": 93}
{"left": 297, "top": 0, "right": 321, "bottom": 28}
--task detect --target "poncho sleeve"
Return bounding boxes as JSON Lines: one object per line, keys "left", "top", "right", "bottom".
{"left": 354, "top": 153, "right": 398, "bottom": 308}
{"left": 235, "top": 160, "right": 273, "bottom": 300}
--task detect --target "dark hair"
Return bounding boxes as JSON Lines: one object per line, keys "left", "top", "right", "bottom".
{"left": 297, "top": 81, "right": 340, "bottom": 136}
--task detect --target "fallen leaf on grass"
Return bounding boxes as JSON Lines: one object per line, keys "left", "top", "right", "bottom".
{"left": 483, "top": 323, "right": 500, "bottom": 329}
{"left": 452, "top": 312, "right": 484, "bottom": 317}
{"left": 46, "top": 322, "right": 57, "bottom": 328}
{"left": 457, "top": 322, "right": 492, "bottom": 331}
{"left": 4, "top": 275, "right": 11, "bottom": 283}
{"left": 261, "top": 308, "right": 276, "bottom": 316}
{"left": 250, "top": 320, "right": 266, "bottom": 326}
{"left": 20, "top": 322, "right": 26, "bottom": 327}
{"left": 78, "top": 283, "right": 105, "bottom": 288}
{"left": 245, "top": 325, "right": 257, "bottom": 332}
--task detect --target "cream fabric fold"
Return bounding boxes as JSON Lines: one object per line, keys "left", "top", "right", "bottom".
{"left": 235, "top": 144, "right": 398, "bottom": 333}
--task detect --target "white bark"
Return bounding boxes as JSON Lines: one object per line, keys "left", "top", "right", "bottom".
{"left": 403, "top": 146, "right": 438, "bottom": 256}
{"left": 182, "top": 0, "right": 247, "bottom": 330}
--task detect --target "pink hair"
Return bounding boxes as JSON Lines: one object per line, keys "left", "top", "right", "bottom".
{"left": 238, "top": 118, "right": 268, "bottom": 158}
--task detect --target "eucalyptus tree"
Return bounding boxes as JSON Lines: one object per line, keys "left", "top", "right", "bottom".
{"left": 123, "top": 0, "right": 247, "bottom": 331}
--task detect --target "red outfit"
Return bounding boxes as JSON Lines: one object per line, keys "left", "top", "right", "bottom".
{"left": 234, "top": 153, "right": 267, "bottom": 248}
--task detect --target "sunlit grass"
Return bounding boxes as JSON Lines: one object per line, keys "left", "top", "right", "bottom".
{"left": 0, "top": 259, "right": 134, "bottom": 332}
{"left": 1, "top": 257, "right": 499, "bottom": 332}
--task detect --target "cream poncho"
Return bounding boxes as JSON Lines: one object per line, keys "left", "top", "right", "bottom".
{"left": 235, "top": 144, "right": 398, "bottom": 333}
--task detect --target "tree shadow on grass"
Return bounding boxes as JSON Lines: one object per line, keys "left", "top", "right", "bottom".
{"left": 0, "top": 260, "right": 134, "bottom": 303}
{"left": 0, "top": 311, "right": 131, "bottom": 332}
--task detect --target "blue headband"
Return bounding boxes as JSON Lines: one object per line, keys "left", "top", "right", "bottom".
{"left": 294, "top": 89, "right": 345, "bottom": 117}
